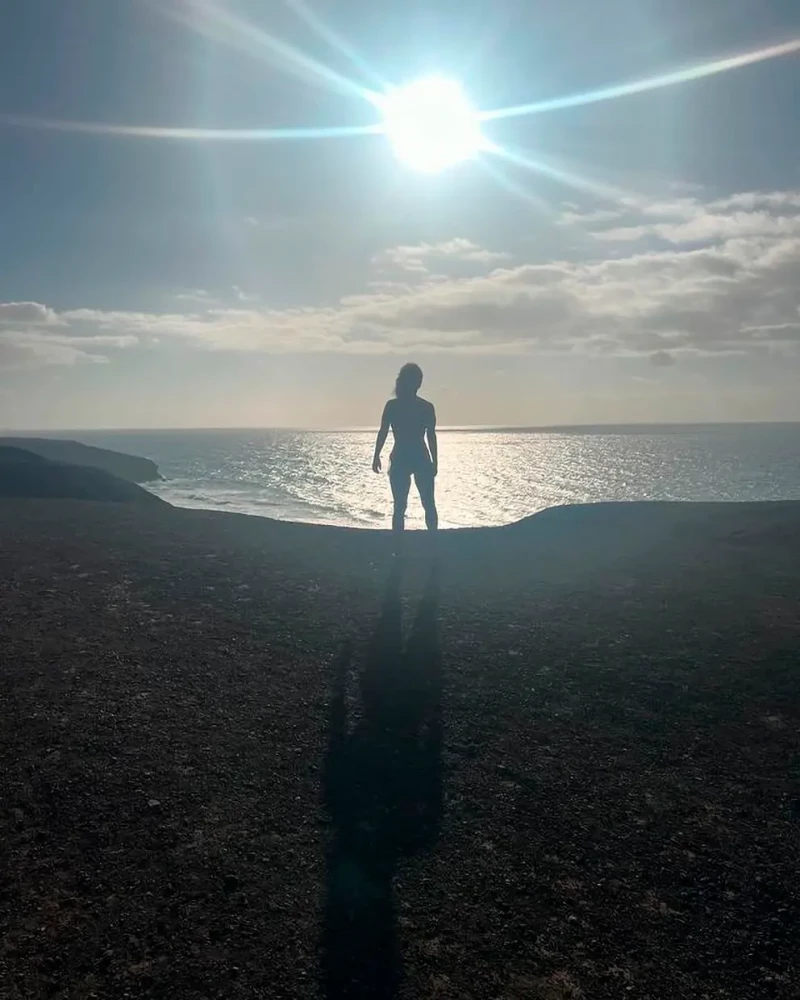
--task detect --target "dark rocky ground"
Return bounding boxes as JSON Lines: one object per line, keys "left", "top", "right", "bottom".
{"left": 1, "top": 499, "right": 798, "bottom": 999}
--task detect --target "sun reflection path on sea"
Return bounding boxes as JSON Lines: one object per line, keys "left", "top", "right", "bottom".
{"left": 307, "top": 429, "right": 800, "bottom": 528}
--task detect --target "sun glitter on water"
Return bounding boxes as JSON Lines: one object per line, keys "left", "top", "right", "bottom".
{"left": 377, "top": 76, "right": 485, "bottom": 173}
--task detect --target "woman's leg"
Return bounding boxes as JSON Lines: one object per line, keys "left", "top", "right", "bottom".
{"left": 415, "top": 467, "right": 439, "bottom": 531}
{"left": 389, "top": 467, "right": 412, "bottom": 533}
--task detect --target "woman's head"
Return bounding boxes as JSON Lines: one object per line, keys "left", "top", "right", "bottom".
{"left": 395, "top": 362, "right": 423, "bottom": 399}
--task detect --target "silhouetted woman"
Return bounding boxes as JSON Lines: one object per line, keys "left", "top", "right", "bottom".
{"left": 372, "top": 363, "right": 439, "bottom": 535}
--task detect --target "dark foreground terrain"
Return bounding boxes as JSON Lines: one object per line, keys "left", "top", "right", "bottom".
{"left": 1, "top": 500, "right": 798, "bottom": 999}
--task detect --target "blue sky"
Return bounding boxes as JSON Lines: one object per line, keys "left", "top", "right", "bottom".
{"left": 1, "top": 0, "right": 799, "bottom": 428}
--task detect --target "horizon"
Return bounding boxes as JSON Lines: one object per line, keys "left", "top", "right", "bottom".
{"left": 4, "top": 419, "right": 800, "bottom": 437}
{"left": 2, "top": 1, "right": 800, "bottom": 427}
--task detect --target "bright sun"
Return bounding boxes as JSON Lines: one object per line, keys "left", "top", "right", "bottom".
{"left": 379, "top": 76, "right": 484, "bottom": 173}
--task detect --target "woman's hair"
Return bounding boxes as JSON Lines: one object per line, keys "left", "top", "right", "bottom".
{"left": 395, "top": 362, "right": 423, "bottom": 399}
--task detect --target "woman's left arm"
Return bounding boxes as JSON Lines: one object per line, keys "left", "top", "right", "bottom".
{"left": 372, "top": 402, "right": 392, "bottom": 472}
{"left": 426, "top": 404, "right": 438, "bottom": 475}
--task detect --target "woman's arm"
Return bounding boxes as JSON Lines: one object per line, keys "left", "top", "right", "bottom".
{"left": 426, "top": 403, "right": 438, "bottom": 475}
{"left": 372, "top": 402, "right": 391, "bottom": 472}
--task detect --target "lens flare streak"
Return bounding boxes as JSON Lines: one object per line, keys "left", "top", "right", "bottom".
{"left": 281, "top": 0, "right": 388, "bottom": 91}
{"left": 476, "top": 156, "right": 552, "bottom": 214}
{"left": 167, "top": 0, "right": 379, "bottom": 104}
{"left": 0, "top": 112, "right": 382, "bottom": 141}
{"left": 1, "top": 7, "right": 797, "bottom": 167}
{"left": 481, "top": 38, "right": 800, "bottom": 121}
{"left": 485, "top": 144, "right": 641, "bottom": 205}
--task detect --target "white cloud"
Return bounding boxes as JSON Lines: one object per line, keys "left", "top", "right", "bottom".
{"left": 232, "top": 285, "right": 259, "bottom": 303}
{"left": 0, "top": 301, "right": 62, "bottom": 326}
{"left": 175, "top": 287, "right": 259, "bottom": 306}
{"left": 636, "top": 198, "right": 701, "bottom": 220}
{"left": 0, "top": 305, "right": 139, "bottom": 369}
{"left": 597, "top": 212, "right": 800, "bottom": 245}
{"left": 175, "top": 289, "right": 214, "bottom": 304}
{"left": 53, "top": 232, "right": 800, "bottom": 358}
{"left": 708, "top": 192, "right": 800, "bottom": 212}
{"left": 558, "top": 208, "right": 623, "bottom": 226}
{"left": 0, "top": 337, "right": 108, "bottom": 370}
{"left": 4, "top": 190, "right": 800, "bottom": 366}
{"left": 374, "top": 238, "right": 512, "bottom": 274}
{"left": 580, "top": 189, "right": 800, "bottom": 247}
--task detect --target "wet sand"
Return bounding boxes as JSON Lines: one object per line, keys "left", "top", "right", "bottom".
{"left": 1, "top": 499, "right": 798, "bottom": 999}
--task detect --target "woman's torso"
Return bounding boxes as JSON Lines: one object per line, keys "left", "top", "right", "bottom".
{"left": 389, "top": 396, "right": 432, "bottom": 468}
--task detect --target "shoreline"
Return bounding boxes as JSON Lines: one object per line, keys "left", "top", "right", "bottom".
{"left": 143, "top": 484, "right": 800, "bottom": 531}
{"left": 145, "top": 490, "right": 800, "bottom": 533}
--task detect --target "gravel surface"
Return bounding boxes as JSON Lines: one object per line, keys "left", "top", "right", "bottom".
{"left": 1, "top": 499, "right": 798, "bottom": 999}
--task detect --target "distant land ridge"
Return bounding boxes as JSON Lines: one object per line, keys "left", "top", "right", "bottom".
{"left": 0, "top": 437, "right": 161, "bottom": 483}
{"left": 0, "top": 446, "right": 164, "bottom": 504}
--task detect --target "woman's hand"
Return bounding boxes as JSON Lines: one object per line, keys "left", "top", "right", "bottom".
{"left": 372, "top": 456, "right": 382, "bottom": 474}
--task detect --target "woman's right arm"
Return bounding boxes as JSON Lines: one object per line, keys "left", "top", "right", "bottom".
{"left": 372, "top": 402, "right": 391, "bottom": 472}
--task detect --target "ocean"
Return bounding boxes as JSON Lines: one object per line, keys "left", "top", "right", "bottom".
{"left": 64, "top": 424, "right": 800, "bottom": 530}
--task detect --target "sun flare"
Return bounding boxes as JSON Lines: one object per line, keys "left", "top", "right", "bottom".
{"left": 378, "top": 76, "right": 484, "bottom": 173}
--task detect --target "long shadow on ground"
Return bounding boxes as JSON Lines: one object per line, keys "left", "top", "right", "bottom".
{"left": 320, "top": 560, "right": 443, "bottom": 999}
